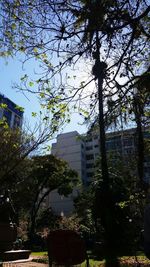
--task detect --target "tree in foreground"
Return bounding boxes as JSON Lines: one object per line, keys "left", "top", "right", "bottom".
{"left": 0, "top": 114, "right": 58, "bottom": 194}
{"left": 0, "top": 1, "right": 149, "bottom": 265}
{"left": 0, "top": 121, "right": 79, "bottom": 246}
{"left": 74, "top": 152, "right": 146, "bottom": 259}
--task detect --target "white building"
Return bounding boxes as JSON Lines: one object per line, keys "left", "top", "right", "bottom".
{"left": 46, "top": 188, "right": 79, "bottom": 217}
{"left": 47, "top": 131, "right": 85, "bottom": 216}
{"left": 48, "top": 128, "right": 150, "bottom": 215}
{"left": 51, "top": 131, "right": 87, "bottom": 184}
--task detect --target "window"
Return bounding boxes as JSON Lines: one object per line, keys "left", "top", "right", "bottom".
{"left": 86, "top": 154, "right": 94, "bottom": 160}
{"left": 123, "top": 138, "right": 133, "bottom": 147}
{"left": 94, "top": 144, "right": 98, "bottom": 148}
{"left": 13, "top": 115, "right": 21, "bottom": 128}
{"left": 124, "top": 148, "right": 133, "bottom": 154}
{"left": 0, "top": 108, "right": 3, "bottom": 119}
{"left": 86, "top": 163, "right": 94, "bottom": 169}
{"left": 86, "top": 146, "right": 93, "bottom": 151}
{"left": 3, "top": 109, "right": 12, "bottom": 126}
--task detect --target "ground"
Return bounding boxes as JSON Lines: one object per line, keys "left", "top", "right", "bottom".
{"left": 2, "top": 254, "right": 150, "bottom": 266}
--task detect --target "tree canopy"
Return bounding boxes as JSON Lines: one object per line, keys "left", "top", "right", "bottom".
{"left": 0, "top": 123, "right": 79, "bottom": 240}
{"left": 0, "top": 0, "right": 149, "bottom": 125}
{"left": 0, "top": 115, "right": 59, "bottom": 192}
{"left": 13, "top": 154, "right": 79, "bottom": 239}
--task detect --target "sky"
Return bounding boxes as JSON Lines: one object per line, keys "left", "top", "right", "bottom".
{"left": 0, "top": 55, "right": 87, "bottom": 140}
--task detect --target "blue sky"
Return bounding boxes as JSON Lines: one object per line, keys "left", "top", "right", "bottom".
{"left": 0, "top": 56, "right": 87, "bottom": 137}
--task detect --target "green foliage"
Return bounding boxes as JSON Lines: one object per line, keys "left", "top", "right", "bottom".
{"left": 93, "top": 154, "right": 146, "bottom": 255}
{"left": 58, "top": 214, "right": 80, "bottom": 232}
{"left": 12, "top": 154, "right": 79, "bottom": 238}
{"left": 29, "top": 81, "right": 34, "bottom": 87}
{"left": 0, "top": 126, "right": 31, "bottom": 191}
{"left": 0, "top": 103, "right": 7, "bottom": 109}
{"left": 0, "top": 0, "right": 149, "bottom": 129}
{"left": 74, "top": 152, "right": 146, "bottom": 257}
{"left": 15, "top": 105, "right": 25, "bottom": 112}
{"left": 74, "top": 187, "right": 95, "bottom": 234}
{"left": 36, "top": 208, "right": 60, "bottom": 233}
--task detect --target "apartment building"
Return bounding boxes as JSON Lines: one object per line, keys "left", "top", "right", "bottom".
{"left": 0, "top": 93, "right": 23, "bottom": 128}
{"left": 85, "top": 128, "right": 150, "bottom": 184}
{"left": 51, "top": 129, "right": 137, "bottom": 185}
{"left": 51, "top": 131, "right": 87, "bottom": 184}
{"left": 49, "top": 128, "right": 150, "bottom": 215}
{"left": 52, "top": 129, "right": 150, "bottom": 185}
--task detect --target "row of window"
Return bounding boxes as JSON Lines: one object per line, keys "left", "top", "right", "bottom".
{"left": 1, "top": 109, "right": 22, "bottom": 128}
{"left": 85, "top": 138, "right": 134, "bottom": 152}
{"left": 86, "top": 144, "right": 99, "bottom": 150}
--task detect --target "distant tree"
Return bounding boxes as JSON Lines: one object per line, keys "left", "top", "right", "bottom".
{"left": 74, "top": 187, "right": 96, "bottom": 235}
{"left": 13, "top": 154, "right": 79, "bottom": 241}
{"left": 36, "top": 207, "right": 60, "bottom": 234}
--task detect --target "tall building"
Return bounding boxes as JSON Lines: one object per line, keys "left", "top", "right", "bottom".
{"left": 0, "top": 93, "right": 23, "bottom": 128}
{"left": 49, "top": 131, "right": 84, "bottom": 216}
{"left": 51, "top": 131, "right": 87, "bottom": 184}
{"left": 49, "top": 128, "right": 150, "bottom": 215}
{"left": 84, "top": 128, "right": 150, "bottom": 184}
{"left": 52, "top": 129, "right": 150, "bottom": 184}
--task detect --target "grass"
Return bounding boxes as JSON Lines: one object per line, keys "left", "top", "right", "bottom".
{"left": 31, "top": 252, "right": 150, "bottom": 266}
{"left": 81, "top": 257, "right": 150, "bottom": 267}
{"left": 31, "top": 251, "right": 48, "bottom": 257}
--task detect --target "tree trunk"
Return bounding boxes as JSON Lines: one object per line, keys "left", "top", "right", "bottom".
{"left": 28, "top": 212, "right": 36, "bottom": 244}
{"left": 95, "top": 32, "right": 120, "bottom": 267}
{"left": 134, "top": 94, "right": 145, "bottom": 188}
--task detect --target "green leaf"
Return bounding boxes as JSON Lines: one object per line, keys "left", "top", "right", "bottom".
{"left": 15, "top": 105, "right": 24, "bottom": 112}
{"left": 0, "top": 103, "right": 7, "bottom": 109}
{"left": 39, "top": 92, "right": 45, "bottom": 98}
{"left": 31, "top": 112, "right": 37, "bottom": 117}
{"left": 29, "top": 81, "right": 34, "bottom": 87}
{"left": 11, "top": 23, "right": 17, "bottom": 30}
{"left": 33, "top": 47, "right": 38, "bottom": 53}
{"left": 3, "top": 122, "right": 9, "bottom": 129}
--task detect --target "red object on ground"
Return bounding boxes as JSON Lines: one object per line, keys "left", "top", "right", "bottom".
{"left": 47, "top": 229, "right": 86, "bottom": 265}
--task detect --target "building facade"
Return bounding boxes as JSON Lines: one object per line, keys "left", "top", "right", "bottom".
{"left": 52, "top": 128, "right": 150, "bottom": 185}
{"left": 49, "top": 128, "right": 150, "bottom": 215}
{"left": 0, "top": 93, "right": 23, "bottom": 128}
{"left": 51, "top": 131, "right": 87, "bottom": 184}
{"left": 84, "top": 128, "right": 150, "bottom": 184}
{"left": 50, "top": 131, "right": 84, "bottom": 216}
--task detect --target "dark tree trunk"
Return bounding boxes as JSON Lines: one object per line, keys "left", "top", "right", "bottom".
{"left": 97, "top": 63, "right": 109, "bottom": 190}
{"left": 28, "top": 201, "right": 38, "bottom": 245}
{"left": 28, "top": 212, "right": 36, "bottom": 243}
{"left": 134, "top": 94, "right": 145, "bottom": 187}
{"left": 94, "top": 33, "right": 120, "bottom": 267}
{"left": 93, "top": 33, "right": 109, "bottom": 190}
